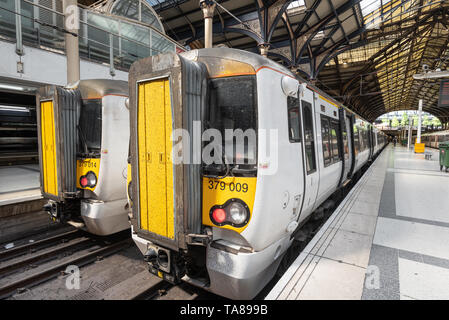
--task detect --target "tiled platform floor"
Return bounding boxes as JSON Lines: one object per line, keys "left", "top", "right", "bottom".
{"left": 267, "top": 145, "right": 449, "bottom": 300}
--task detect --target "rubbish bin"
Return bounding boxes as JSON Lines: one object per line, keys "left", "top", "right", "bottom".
{"left": 439, "top": 142, "right": 449, "bottom": 172}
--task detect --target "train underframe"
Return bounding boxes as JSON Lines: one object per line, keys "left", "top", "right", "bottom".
{"left": 44, "top": 198, "right": 129, "bottom": 236}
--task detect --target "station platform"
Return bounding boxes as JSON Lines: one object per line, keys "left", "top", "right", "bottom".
{"left": 266, "top": 145, "right": 449, "bottom": 300}
{"left": 0, "top": 164, "right": 42, "bottom": 206}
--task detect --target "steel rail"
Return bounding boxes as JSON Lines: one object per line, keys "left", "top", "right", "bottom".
{"left": 0, "top": 237, "right": 92, "bottom": 276}
{"left": 0, "top": 229, "right": 82, "bottom": 262}
{"left": 130, "top": 280, "right": 173, "bottom": 300}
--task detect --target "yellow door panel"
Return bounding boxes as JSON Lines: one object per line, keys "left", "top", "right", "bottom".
{"left": 137, "top": 78, "right": 174, "bottom": 239}
{"left": 164, "top": 79, "right": 175, "bottom": 239}
{"left": 40, "top": 101, "right": 58, "bottom": 196}
{"left": 138, "top": 83, "right": 149, "bottom": 230}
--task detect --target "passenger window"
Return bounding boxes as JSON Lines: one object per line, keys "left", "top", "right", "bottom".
{"left": 321, "top": 116, "right": 331, "bottom": 166}
{"left": 343, "top": 123, "right": 349, "bottom": 158}
{"left": 353, "top": 125, "right": 360, "bottom": 153}
{"left": 287, "top": 96, "right": 301, "bottom": 142}
{"left": 302, "top": 100, "right": 316, "bottom": 174}
{"left": 363, "top": 129, "right": 368, "bottom": 150}
{"left": 359, "top": 130, "right": 364, "bottom": 151}
{"left": 330, "top": 121, "right": 341, "bottom": 162}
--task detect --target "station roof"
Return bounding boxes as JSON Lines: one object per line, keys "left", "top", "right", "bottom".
{"left": 317, "top": 0, "right": 449, "bottom": 123}
{"left": 149, "top": 0, "right": 449, "bottom": 123}
{"left": 83, "top": 0, "right": 449, "bottom": 124}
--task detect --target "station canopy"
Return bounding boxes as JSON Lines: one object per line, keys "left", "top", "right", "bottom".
{"left": 85, "top": 0, "right": 449, "bottom": 124}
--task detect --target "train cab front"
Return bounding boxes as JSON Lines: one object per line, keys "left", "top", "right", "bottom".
{"left": 37, "top": 80, "right": 130, "bottom": 235}
{"left": 129, "top": 49, "right": 294, "bottom": 299}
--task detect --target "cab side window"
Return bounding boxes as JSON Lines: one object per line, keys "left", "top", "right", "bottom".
{"left": 330, "top": 120, "right": 341, "bottom": 162}
{"left": 287, "top": 96, "right": 301, "bottom": 142}
{"left": 302, "top": 101, "right": 316, "bottom": 174}
{"left": 321, "top": 117, "right": 332, "bottom": 166}
{"left": 353, "top": 125, "right": 360, "bottom": 153}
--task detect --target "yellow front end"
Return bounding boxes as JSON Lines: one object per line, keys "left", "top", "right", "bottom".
{"left": 202, "top": 177, "right": 256, "bottom": 233}
{"left": 76, "top": 158, "right": 100, "bottom": 191}
{"left": 137, "top": 78, "right": 175, "bottom": 239}
{"left": 40, "top": 101, "right": 58, "bottom": 196}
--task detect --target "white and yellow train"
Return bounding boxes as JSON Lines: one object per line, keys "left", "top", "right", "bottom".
{"left": 127, "top": 48, "right": 388, "bottom": 299}
{"left": 36, "top": 80, "right": 130, "bottom": 235}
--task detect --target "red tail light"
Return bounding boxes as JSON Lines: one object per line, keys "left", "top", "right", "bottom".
{"left": 80, "top": 176, "right": 88, "bottom": 187}
{"left": 212, "top": 208, "right": 226, "bottom": 224}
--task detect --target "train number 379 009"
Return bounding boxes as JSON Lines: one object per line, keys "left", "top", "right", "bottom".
{"left": 207, "top": 180, "right": 249, "bottom": 193}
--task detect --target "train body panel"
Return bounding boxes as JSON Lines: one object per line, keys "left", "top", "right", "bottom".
{"left": 312, "top": 93, "right": 342, "bottom": 211}
{"left": 128, "top": 48, "right": 388, "bottom": 299}
{"left": 296, "top": 87, "right": 319, "bottom": 220}
{"left": 239, "top": 67, "right": 304, "bottom": 251}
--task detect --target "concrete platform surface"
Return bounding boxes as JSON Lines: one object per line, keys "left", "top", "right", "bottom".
{"left": 0, "top": 165, "right": 41, "bottom": 206}
{"left": 267, "top": 145, "right": 449, "bottom": 300}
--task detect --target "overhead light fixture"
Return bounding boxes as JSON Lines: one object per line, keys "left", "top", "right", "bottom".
{"left": 413, "top": 70, "right": 449, "bottom": 79}
{"left": 0, "top": 105, "right": 29, "bottom": 112}
{"left": 0, "top": 84, "right": 25, "bottom": 91}
{"left": 0, "top": 83, "right": 37, "bottom": 92}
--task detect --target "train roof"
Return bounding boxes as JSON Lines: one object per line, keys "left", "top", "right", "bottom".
{"left": 78, "top": 79, "right": 128, "bottom": 100}
{"left": 182, "top": 48, "right": 374, "bottom": 127}
{"left": 181, "top": 48, "right": 295, "bottom": 78}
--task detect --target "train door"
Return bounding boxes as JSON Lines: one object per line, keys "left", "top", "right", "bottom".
{"left": 337, "top": 108, "right": 351, "bottom": 186}
{"left": 299, "top": 89, "right": 319, "bottom": 216}
{"left": 369, "top": 125, "right": 374, "bottom": 159}
{"left": 344, "top": 115, "right": 353, "bottom": 179}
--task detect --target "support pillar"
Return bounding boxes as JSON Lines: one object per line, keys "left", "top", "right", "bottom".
{"left": 407, "top": 124, "right": 412, "bottom": 149}
{"left": 200, "top": 0, "right": 216, "bottom": 49}
{"left": 64, "top": 0, "right": 80, "bottom": 85}
{"left": 414, "top": 99, "right": 425, "bottom": 153}
{"left": 258, "top": 43, "right": 270, "bottom": 58}
{"left": 417, "top": 99, "right": 423, "bottom": 143}
{"left": 15, "top": 0, "right": 23, "bottom": 56}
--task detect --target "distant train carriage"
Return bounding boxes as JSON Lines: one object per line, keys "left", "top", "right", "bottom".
{"left": 127, "top": 48, "right": 387, "bottom": 299}
{"left": 36, "top": 80, "right": 130, "bottom": 235}
{"left": 420, "top": 130, "right": 449, "bottom": 149}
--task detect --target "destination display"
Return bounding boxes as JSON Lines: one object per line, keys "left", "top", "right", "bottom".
{"left": 438, "top": 79, "right": 449, "bottom": 107}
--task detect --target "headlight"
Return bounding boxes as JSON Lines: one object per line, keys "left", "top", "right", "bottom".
{"left": 209, "top": 199, "right": 250, "bottom": 227}
{"left": 228, "top": 202, "right": 247, "bottom": 225}
{"left": 80, "top": 171, "right": 97, "bottom": 188}
{"left": 86, "top": 171, "right": 97, "bottom": 187}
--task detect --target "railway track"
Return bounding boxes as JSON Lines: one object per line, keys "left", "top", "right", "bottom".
{"left": 131, "top": 281, "right": 174, "bottom": 300}
{"left": 0, "top": 229, "right": 82, "bottom": 262}
{"left": 0, "top": 230, "right": 131, "bottom": 299}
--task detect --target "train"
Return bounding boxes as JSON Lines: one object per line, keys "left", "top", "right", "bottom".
{"left": 127, "top": 48, "right": 388, "bottom": 299}
{"left": 420, "top": 130, "right": 449, "bottom": 149}
{"left": 36, "top": 79, "right": 131, "bottom": 236}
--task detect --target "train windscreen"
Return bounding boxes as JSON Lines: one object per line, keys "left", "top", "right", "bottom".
{"left": 206, "top": 75, "right": 257, "bottom": 170}
{"left": 79, "top": 99, "right": 102, "bottom": 156}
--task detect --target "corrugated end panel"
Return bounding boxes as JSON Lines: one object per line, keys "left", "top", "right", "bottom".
{"left": 57, "top": 87, "right": 81, "bottom": 196}
{"left": 181, "top": 57, "right": 208, "bottom": 234}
